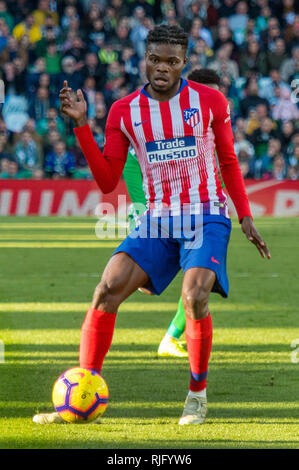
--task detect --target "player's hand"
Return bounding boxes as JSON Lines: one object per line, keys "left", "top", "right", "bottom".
{"left": 59, "top": 80, "right": 88, "bottom": 127}
{"left": 241, "top": 216, "right": 271, "bottom": 259}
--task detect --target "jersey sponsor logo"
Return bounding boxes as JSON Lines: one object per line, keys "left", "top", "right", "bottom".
{"left": 145, "top": 136, "right": 198, "bottom": 163}
{"left": 183, "top": 108, "right": 200, "bottom": 128}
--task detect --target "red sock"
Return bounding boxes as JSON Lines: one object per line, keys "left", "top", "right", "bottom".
{"left": 79, "top": 308, "right": 116, "bottom": 372}
{"left": 185, "top": 313, "right": 213, "bottom": 392}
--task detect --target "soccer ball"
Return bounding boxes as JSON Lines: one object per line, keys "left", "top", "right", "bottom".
{"left": 52, "top": 367, "right": 109, "bottom": 423}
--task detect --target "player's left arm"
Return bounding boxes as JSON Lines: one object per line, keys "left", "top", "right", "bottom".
{"left": 211, "top": 92, "right": 271, "bottom": 259}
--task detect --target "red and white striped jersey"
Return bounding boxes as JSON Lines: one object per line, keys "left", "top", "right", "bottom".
{"left": 74, "top": 79, "right": 252, "bottom": 221}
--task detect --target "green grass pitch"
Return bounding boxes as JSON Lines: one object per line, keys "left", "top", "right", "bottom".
{"left": 0, "top": 216, "right": 299, "bottom": 449}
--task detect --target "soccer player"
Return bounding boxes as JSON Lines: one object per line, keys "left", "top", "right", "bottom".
{"left": 123, "top": 68, "right": 221, "bottom": 359}
{"left": 157, "top": 68, "right": 221, "bottom": 358}
{"left": 34, "top": 25, "right": 270, "bottom": 426}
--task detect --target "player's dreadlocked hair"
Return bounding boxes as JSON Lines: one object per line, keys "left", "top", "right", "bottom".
{"left": 146, "top": 24, "right": 189, "bottom": 52}
{"left": 187, "top": 68, "right": 221, "bottom": 86}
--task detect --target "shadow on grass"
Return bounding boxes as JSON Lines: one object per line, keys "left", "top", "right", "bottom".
{"left": 1, "top": 356, "right": 299, "bottom": 422}
{"left": 0, "top": 436, "right": 298, "bottom": 450}
{"left": 1, "top": 307, "right": 298, "bottom": 329}
{"left": 3, "top": 342, "right": 295, "bottom": 354}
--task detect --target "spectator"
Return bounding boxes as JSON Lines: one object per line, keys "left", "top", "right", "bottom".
{"left": 254, "top": 138, "right": 283, "bottom": 179}
{"left": 35, "top": 23, "right": 61, "bottom": 58}
{"left": 272, "top": 87, "right": 299, "bottom": 121}
{"left": 285, "top": 13, "right": 299, "bottom": 50}
{"left": 130, "top": 10, "right": 154, "bottom": 58}
{"left": 272, "top": 155, "right": 287, "bottom": 180}
{"left": 21, "top": 118, "right": 44, "bottom": 149}
{"left": 44, "top": 140, "right": 76, "bottom": 179}
{"left": 190, "top": 38, "right": 213, "bottom": 69}
{"left": 245, "top": 108, "right": 263, "bottom": 136}
{"left": 61, "top": 5, "right": 79, "bottom": 31}
{"left": 44, "top": 42, "right": 61, "bottom": 75}
{"left": 14, "top": 130, "right": 42, "bottom": 176}
{"left": 33, "top": 0, "right": 59, "bottom": 28}
{"left": 0, "top": 0, "right": 297, "bottom": 183}
{"left": 0, "top": 18, "right": 10, "bottom": 54}
{"left": 260, "top": 16, "right": 281, "bottom": 51}
{"left": 13, "top": 13, "right": 42, "bottom": 44}
{"left": 285, "top": 132, "right": 299, "bottom": 165}
{"left": 29, "top": 86, "right": 52, "bottom": 121}
{"left": 280, "top": 45, "right": 299, "bottom": 81}
{"left": 239, "top": 76, "right": 270, "bottom": 117}
{"left": 218, "top": 0, "right": 237, "bottom": 18}
{"left": 98, "top": 42, "right": 118, "bottom": 65}
{"left": 0, "top": 155, "right": 10, "bottom": 177}
{"left": 287, "top": 164, "right": 299, "bottom": 180}
{"left": 36, "top": 107, "right": 66, "bottom": 137}
{"left": 0, "top": 138, "right": 13, "bottom": 163}
{"left": 267, "top": 38, "right": 289, "bottom": 72}
{"left": 0, "top": 159, "right": 25, "bottom": 179}
{"left": 81, "top": 51, "right": 107, "bottom": 89}
{"left": 0, "top": 1, "right": 14, "bottom": 32}
{"left": 209, "top": 43, "right": 239, "bottom": 81}
{"left": 94, "top": 102, "right": 107, "bottom": 130}
{"left": 213, "top": 24, "right": 235, "bottom": 51}
{"left": 43, "top": 129, "right": 62, "bottom": 156}
{"left": 250, "top": 117, "right": 279, "bottom": 158}
{"left": 234, "top": 130, "right": 255, "bottom": 159}
{"left": 228, "top": 1, "right": 249, "bottom": 37}
{"left": 280, "top": 120, "right": 296, "bottom": 152}
{"left": 67, "top": 36, "right": 86, "bottom": 65}
{"left": 83, "top": 76, "right": 97, "bottom": 118}
{"left": 239, "top": 40, "right": 268, "bottom": 77}
{"left": 189, "top": 17, "right": 214, "bottom": 49}
{"left": 120, "top": 46, "right": 140, "bottom": 89}
{"left": 255, "top": 4, "right": 272, "bottom": 34}
{"left": 2, "top": 94, "right": 29, "bottom": 132}
{"left": 258, "top": 69, "right": 290, "bottom": 106}
{"left": 2, "top": 58, "right": 27, "bottom": 96}
{"left": 238, "top": 150, "right": 254, "bottom": 179}
{"left": 255, "top": 103, "right": 269, "bottom": 121}
{"left": 59, "top": 55, "right": 83, "bottom": 90}
{"left": 110, "top": 23, "right": 133, "bottom": 52}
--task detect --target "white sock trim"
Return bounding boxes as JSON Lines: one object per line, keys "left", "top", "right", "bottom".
{"left": 188, "top": 388, "right": 207, "bottom": 399}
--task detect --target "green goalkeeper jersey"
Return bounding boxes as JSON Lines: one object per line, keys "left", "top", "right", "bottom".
{"left": 123, "top": 149, "right": 147, "bottom": 206}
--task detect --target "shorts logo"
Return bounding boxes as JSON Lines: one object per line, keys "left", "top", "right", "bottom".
{"left": 183, "top": 108, "right": 200, "bottom": 128}
{"left": 211, "top": 257, "right": 220, "bottom": 264}
{"left": 145, "top": 136, "right": 198, "bottom": 163}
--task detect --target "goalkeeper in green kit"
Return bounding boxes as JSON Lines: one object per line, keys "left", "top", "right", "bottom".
{"left": 123, "top": 68, "right": 221, "bottom": 358}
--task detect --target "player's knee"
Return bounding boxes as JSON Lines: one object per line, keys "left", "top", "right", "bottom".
{"left": 182, "top": 285, "right": 210, "bottom": 319}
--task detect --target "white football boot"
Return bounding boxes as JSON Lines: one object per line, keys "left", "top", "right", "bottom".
{"left": 178, "top": 393, "right": 207, "bottom": 425}
{"left": 32, "top": 412, "right": 102, "bottom": 424}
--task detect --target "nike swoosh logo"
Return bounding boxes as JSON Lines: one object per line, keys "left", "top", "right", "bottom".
{"left": 134, "top": 120, "right": 148, "bottom": 127}
{"left": 211, "top": 257, "right": 220, "bottom": 264}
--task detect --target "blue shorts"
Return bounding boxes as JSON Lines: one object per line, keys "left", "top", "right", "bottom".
{"left": 112, "top": 213, "right": 232, "bottom": 297}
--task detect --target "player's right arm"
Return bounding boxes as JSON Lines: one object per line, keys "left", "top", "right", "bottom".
{"left": 59, "top": 80, "right": 130, "bottom": 193}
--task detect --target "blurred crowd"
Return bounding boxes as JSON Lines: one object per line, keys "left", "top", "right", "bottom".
{"left": 0, "top": 0, "right": 298, "bottom": 181}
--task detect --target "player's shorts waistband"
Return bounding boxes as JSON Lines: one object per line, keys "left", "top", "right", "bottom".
{"left": 146, "top": 201, "right": 229, "bottom": 218}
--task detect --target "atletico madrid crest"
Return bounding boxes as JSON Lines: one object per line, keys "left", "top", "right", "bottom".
{"left": 183, "top": 108, "right": 200, "bottom": 128}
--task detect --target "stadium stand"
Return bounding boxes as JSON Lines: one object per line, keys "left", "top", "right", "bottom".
{"left": 0, "top": 0, "right": 298, "bottom": 181}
